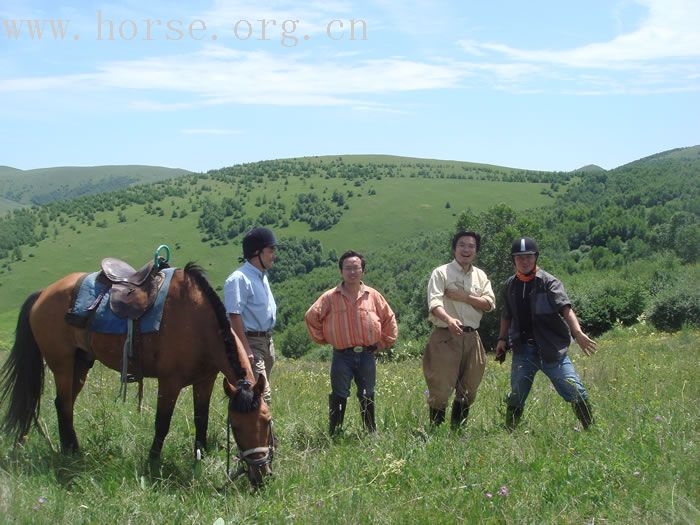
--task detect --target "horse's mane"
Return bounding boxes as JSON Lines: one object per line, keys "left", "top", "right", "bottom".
{"left": 183, "top": 263, "right": 260, "bottom": 412}
{"left": 182, "top": 263, "right": 247, "bottom": 381}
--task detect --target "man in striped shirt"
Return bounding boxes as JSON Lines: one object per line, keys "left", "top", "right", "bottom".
{"left": 305, "top": 250, "right": 398, "bottom": 434}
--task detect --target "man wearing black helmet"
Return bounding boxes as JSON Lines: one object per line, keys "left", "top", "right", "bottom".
{"left": 224, "top": 227, "right": 278, "bottom": 405}
{"left": 495, "top": 237, "right": 596, "bottom": 430}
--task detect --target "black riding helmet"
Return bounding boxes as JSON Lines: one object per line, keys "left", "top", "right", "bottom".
{"left": 242, "top": 227, "right": 277, "bottom": 260}
{"left": 511, "top": 237, "right": 539, "bottom": 257}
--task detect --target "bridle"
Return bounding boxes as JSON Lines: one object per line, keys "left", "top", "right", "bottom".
{"left": 225, "top": 400, "right": 275, "bottom": 482}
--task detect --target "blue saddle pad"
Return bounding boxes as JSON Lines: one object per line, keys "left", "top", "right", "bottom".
{"left": 70, "top": 268, "right": 176, "bottom": 334}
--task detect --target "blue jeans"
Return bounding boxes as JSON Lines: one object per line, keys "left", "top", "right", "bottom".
{"left": 508, "top": 343, "right": 588, "bottom": 409}
{"left": 331, "top": 349, "right": 376, "bottom": 399}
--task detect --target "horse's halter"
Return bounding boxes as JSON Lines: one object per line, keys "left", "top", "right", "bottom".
{"left": 225, "top": 386, "right": 275, "bottom": 482}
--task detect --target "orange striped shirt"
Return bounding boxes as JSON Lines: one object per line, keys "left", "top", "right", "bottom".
{"left": 305, "top": 283, "right": 398, "bottom": 351}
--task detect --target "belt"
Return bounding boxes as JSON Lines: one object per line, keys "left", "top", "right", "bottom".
{"left": 335, "top": 344, "right": 378, "bottom": 353}
{"left": 245, "top": 330, "right": 273, "bottom": 338}
{"left": 525, "top": 338, "right": 537, "bottom": 346}
{"left": 460, "top": 326, "right": 476, "bottom": 332}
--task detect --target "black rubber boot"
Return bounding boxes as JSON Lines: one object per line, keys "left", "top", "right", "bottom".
{"left": 429, "top": 407, "right": 446, "bottom": 427}
{"left": 572, "top": 398, "right": 593, "bottom": 429}
{"left": 329, "top": 394, "right": 347, "bottom": 435}
{"left": 505, "top": 405, "right": 523, "bottom": 431}
{"left": 359, "top": 395, "right": 376, "bottom": 432}
{"left": 450, "top": 399, "right": 470, "bottom": 429}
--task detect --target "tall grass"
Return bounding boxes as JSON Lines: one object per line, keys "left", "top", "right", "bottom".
{"left": 1, "top": 325, "right": 698, "bottom": 523}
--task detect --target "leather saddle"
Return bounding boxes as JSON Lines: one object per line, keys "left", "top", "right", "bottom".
{"left": 100, "top": 258, "right": 166, "bottom": 319}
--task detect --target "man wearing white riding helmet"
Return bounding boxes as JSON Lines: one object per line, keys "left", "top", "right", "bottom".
{"left": 496, "top": 237, "right": 596, "bottom": 430}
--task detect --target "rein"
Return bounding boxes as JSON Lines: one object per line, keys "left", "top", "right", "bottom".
{"left": 226, "top": 413, "right": 275, "bottom": 481}
{"left": 224, "top": 381, "right": 275, "bottom": 482}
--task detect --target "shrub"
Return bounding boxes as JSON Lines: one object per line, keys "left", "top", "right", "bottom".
{"left": 279, "top": 322, "right": 313, "bottom": 359}
{"left": 647, "top": 283, "right": 700, "bottom": 332}
{"left": 570, "top": 277, "right": 648, "bottom": 336}
{"left": 301, "top": 346, "right": 332, "bottom": 362}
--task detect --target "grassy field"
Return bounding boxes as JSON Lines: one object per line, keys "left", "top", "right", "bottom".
{"left": 0, "top": 172, "right": 551, "bottom": 340}
{"left": 1, "top": 324, "right": 697, "bottom": 523}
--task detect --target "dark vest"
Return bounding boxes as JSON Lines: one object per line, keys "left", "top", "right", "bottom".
{"left": 503, "top": 270, "right": 572, "bottom": 362}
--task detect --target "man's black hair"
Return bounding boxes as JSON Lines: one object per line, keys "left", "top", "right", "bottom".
{"left": 452, "top": 231, "right": 481, "bottom": 252}
{"left": 338, "top": 250, "right": 366, "bottom": 271}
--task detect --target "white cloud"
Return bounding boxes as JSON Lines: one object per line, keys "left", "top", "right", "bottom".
{"left": 460, "top": 0, "right": 700, "bottom": 67}
{"left": 0, "top": 46, "right": 467, "bottom": 107}
{"left": 456, "top": 0, "right": 700, "bottom": 94}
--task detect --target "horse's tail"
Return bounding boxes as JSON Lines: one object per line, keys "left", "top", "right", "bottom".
{"left": 0, "top": 291, "right": 44, "bottom": 444}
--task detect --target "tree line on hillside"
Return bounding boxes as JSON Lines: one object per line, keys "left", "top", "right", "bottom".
{"left": 1, "top": 151, "right": 698, "bottom": 351}
{"left": 540, "top": 156, "right": 699, "bottom": 269}
{"left": 271, "top": 203, "right": 698, "bottom": 360}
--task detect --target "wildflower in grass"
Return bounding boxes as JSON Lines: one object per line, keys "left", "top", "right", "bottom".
{"left": 573, "top": 426, "right": 581, "bottom": 432}
{"left": 38, "top": 497, "right": 46, "bottom": 504}
{"left": 633, "top": 470, "right": 641, "bottom": 476}
{"left": 655, "top": 415, "right": 662, "bottom": 422}
{"left": 498, "top": 485, "right": 509, "bottom": 496}
{"left": 484, "top": 492, "right": 493, "bottom": 499}
{"left": 32, "top": 505, "right": 40, "bottom": 511}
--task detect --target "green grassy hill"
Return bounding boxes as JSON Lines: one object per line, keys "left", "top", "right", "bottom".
{"left": 1, "top": 148, "right": 698, "bottom": 344}
{"left": 572, "top": 164, "right": 606, "bottom": 173}
{"left": 0, "top": 155, "right": 560, "bottom": 341}
{"left": 0, "top": 165, "right": 192, "bottom": 207}
{"left": 619, "top": 144, "right": 700, "bottom": 166}
{"left": 0, "top": 196, "right": 24, "bottom": 215}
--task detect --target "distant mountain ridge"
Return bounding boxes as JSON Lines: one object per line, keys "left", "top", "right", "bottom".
{"left": 2, "top": 145, "right": 698, "bottom": 214}
{"left": 0, "top": 165, "right": 192, "bottom": 211}
{"left": 573, "top": 164, "right": 606, "bottom": 173}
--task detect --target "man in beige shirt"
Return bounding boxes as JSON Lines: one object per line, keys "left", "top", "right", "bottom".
{"left": 423, "top": 231, "right": 495, "bottom": 428}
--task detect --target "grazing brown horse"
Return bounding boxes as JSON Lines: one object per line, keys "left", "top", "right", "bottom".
{"left": 0, "top": 263, "right": 273, "bottom": 487}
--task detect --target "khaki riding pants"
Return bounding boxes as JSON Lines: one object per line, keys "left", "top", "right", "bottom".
{"left": 247, "top": 335, "right": 275, "bottom": 405}
{"left": 423, "top": 327, "right": 486, "bottom": 410}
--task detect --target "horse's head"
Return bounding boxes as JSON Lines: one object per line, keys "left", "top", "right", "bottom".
{"left": 223, "top": 375, "right": 273, "bottom": 488}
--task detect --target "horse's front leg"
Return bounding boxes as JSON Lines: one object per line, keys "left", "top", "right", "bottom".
{"left": 192, "top": 375, "right": 216, "bottom": 457}
{"left": 149, "top": 381, "right": 181, "bottom": 459}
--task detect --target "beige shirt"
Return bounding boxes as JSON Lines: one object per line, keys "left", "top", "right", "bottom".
{"left": 427, "top": 259, "right": 495, "bottom": 328}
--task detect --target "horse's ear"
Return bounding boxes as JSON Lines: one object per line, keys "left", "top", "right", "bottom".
{"left": 253, "top": 374, "right": 266, "bottom": 397}
{"left": 223, "top": 377, "right": 236, "bottom": 398}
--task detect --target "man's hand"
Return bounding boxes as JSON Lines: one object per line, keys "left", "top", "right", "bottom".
{"left": 573, "top": 331, "right": 597, "bottom": 356}
{"left": 446, "top": 317, "right": 464, "bottom": 336}
{"left": 444, "top": 287, "right": 469, "bottom": 303}
{"left": 495, "top": 340, "right": 507, "bottom": 363}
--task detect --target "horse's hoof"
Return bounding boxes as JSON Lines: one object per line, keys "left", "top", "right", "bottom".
{"left": 195, "top": 448, "right": 202, "bottom": 461}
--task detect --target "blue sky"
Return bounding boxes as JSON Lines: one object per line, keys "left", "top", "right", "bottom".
{"left": 1, "top": 0, "right": 699, "bottom": 172}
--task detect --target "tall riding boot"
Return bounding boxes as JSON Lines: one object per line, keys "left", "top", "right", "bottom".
{"left": 429, "top": 407, "right": 446, "bottom": 427}
{"left": 572, "top": 398, "right": 594, "bottom": 429}
{"left": 329, "top": 394, "right": 347, "bottom": 435}
{"left": 450, "top": 398, "right": 470, "bottom": 429}
{"left": 505, "top": 405, "right": 523, "bottom": 431}
{"left": 359, "top": 395, "right": 376, "bottom": 432}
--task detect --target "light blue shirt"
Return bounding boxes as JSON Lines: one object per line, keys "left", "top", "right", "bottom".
{"left": 223, "top": 261, "right": 276, "bottom": 331}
